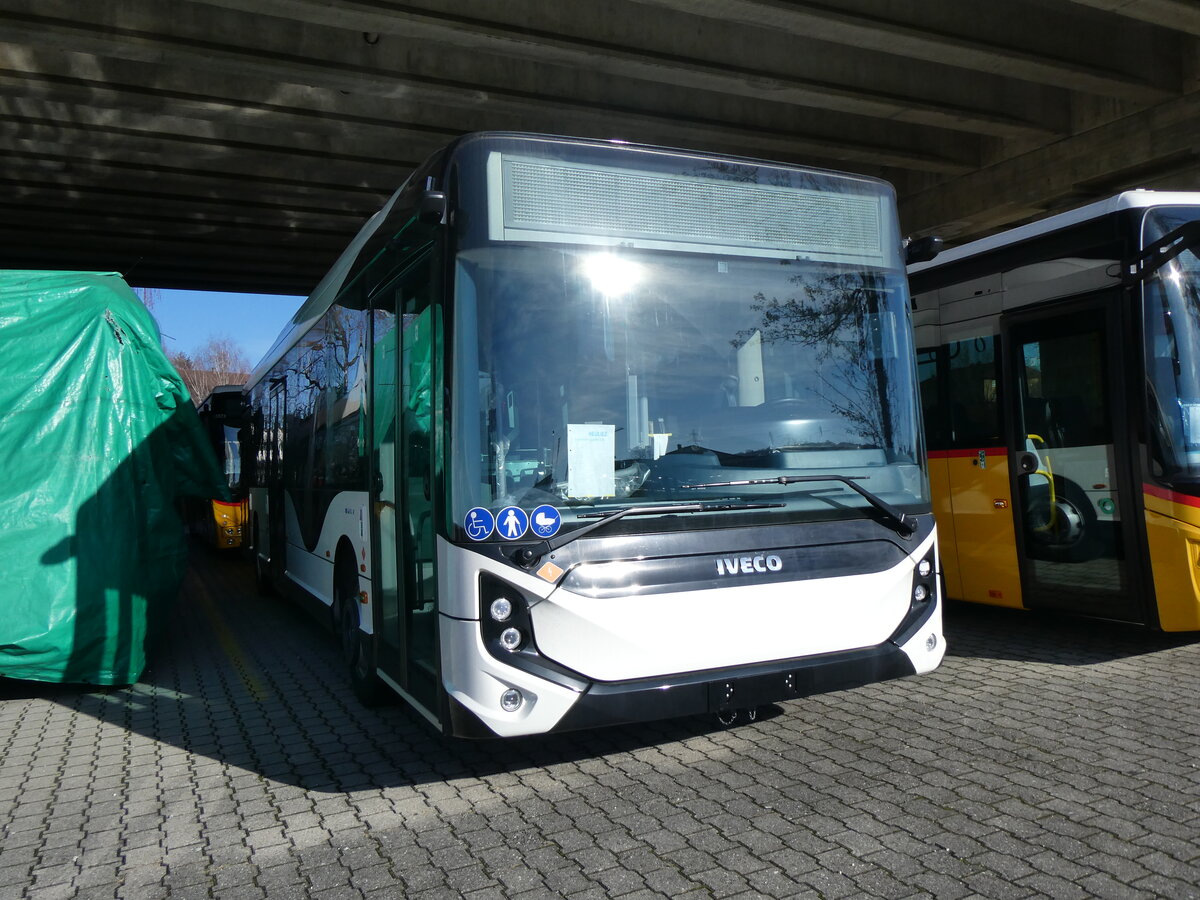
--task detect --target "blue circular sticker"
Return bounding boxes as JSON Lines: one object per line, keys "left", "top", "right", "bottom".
{"left": 530, "top": 505, "right": 562, "bottom": 538}
{"left": 464, "top": 507, "right": 495, "bottom": 541}
{"left": 496, "top": 506, "right": 530, "bottom": 540}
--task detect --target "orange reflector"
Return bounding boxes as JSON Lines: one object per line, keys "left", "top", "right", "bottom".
{"left": 988, "top": 589, "right": 1003, "bottom": 598}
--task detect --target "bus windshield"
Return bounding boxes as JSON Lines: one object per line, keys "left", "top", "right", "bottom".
{"left": 449, "top": 138, "right": 927, "bottom": 537}
{"left": 1144, "top": 206, "right": 1200, "bottom": 488}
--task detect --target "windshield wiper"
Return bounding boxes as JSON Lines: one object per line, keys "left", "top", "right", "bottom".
{"left": 683, "top": 474, "right": 915, "bottom": 538}
{"left": 513, "top": 501, "right": 783, "bottom": 569}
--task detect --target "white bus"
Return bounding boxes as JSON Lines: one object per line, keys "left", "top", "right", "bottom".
{"left": 244, "top": 132, "right": 944, "bottom": 738}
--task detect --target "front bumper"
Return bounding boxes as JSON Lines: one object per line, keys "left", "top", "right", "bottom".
{"left": 447, "top": 591, "right": 941, "bottom": 738}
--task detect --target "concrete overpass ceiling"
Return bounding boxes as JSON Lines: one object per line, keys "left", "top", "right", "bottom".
{"left": 0, "top": 0, "right": 1197, "bottom": 294}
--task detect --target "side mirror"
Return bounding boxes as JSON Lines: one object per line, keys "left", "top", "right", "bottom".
{"left": 905, "top": 235, "right": 944, "bottom": 266}
{"left": 419, "top": 190, "right": 448, "bottom": 225}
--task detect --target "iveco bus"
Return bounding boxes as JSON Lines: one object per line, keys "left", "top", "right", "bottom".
{"left": 244, "top": 133, "right": 944, "bottom": 737}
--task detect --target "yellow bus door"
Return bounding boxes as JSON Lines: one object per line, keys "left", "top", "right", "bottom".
{"left": 1004, "top": 296, "right": 1150, "bottom": 623}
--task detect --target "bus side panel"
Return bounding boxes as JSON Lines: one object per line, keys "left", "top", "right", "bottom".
{"left": 927, "top": 453, "right": 963, "bottom": 599}
{"left": 944, "top": 449, "right": 1024, "bottom": 609}
{"left": 281, "top": 489, "right": 372, "bottom": 614}
{"left": 1143, "top": 490, "right": 1200, "bottom": 631}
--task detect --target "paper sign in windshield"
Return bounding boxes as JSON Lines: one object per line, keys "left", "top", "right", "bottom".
{"left": 567, "top": 424, "right": 615, "bottom": 498}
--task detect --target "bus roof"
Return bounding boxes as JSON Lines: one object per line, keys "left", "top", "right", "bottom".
{"left": 909, "top": 190, "right": 1200, "bottom": 275}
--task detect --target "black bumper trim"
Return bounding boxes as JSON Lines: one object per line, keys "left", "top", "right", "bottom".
{"left": 550, "top": 640, "right": 917, "bottom": 734}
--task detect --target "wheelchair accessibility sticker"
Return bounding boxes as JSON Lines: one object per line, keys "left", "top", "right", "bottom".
{"left": 464, "top": 507, "right": 495, "bottom": 541}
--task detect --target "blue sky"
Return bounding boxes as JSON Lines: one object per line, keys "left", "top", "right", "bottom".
{"left": 148, "top": 289, "right": 305, "bottom": 369}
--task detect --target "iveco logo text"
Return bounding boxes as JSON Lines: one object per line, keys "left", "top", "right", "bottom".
{"left": 716, "top": 554, "right": 783, "bottom": 576}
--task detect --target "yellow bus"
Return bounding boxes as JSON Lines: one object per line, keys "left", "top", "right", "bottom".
{"left": 910, "top": 191, "right": 1200, "bottom": 630}
{"left": 192, "top": 384, "right": 248, "bottom": 550}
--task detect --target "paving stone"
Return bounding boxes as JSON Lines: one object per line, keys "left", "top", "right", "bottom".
{"left": 8, "top": 563, "right": 1200, "bottom": 899}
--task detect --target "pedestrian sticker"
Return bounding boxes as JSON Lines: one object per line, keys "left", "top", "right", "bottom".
{"left": 465, "top": 507, "right": 495, "bottom": 541}
{"left": 497, "top": 506, "right": 530, "bottom": 540}
{"left": 530, "top": 505, "right": 562, "bottom": 538}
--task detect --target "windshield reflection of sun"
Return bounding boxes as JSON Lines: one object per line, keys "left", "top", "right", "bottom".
{"left": 581, "top": 253, "right": 644, "bottom": 297}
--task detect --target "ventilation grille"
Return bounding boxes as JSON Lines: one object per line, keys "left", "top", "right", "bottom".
{"left": 489, "top": 153, "right": 887, "bottom": 263}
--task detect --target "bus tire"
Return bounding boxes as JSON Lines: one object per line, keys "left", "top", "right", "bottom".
{"left": 1027, "top": 477, "right": 1098, "bottom": 563}
{"left": 335, "top": 560, "right": 386, "bottom": 707}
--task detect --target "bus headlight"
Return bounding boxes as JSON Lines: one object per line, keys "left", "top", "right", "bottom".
{"left": 500, "top": 628, "right": 523, "bottom": 651}
{"left": 918, "top": 559, "right": 933, "bottom": 578}
{"left": 913, "top": 584, "right": 929, "bottom": 602}
{"left": 501, "top": 688, "right": 523, "bottom": 712}
{"left": 490, "top": 598, "right": 513, "bottom": 622}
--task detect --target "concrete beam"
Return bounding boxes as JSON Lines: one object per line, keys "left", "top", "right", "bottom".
{"left": 626, "top": 0, "right": 1175, "bottom": 100}
{"left": 1063, "top": 0, "right": 1200, "bottom": 37}
{"left": 190, "top": 0, "right": 1055, "bottom": 140}
{"left": 899, "top": 87, "right": 1200, "bottom": 241}
{"left": 0, "top": 37, "right": 974, "bottom": 174}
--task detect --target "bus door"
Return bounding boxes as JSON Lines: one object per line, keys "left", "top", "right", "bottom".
{"left": 1003, "top": 295, "right": 1147, "bottom": 622}
{"left": 369, "top": 244, "right": 439, "bottom": 713}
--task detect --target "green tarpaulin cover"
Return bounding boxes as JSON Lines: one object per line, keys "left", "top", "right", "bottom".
{"left": 0, "top": 271, "right": 226, "bottom": 685}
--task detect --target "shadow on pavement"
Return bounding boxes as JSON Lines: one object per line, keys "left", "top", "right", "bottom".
{"left": 6, "top": 546, "right": 779, "bottom": 794}
{"left": 942, "top": 597, "right": 1198, "bottom": 664}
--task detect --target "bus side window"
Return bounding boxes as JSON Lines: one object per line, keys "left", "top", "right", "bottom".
{"left": 946, "top": 336, "right": 1001, "bottom": 449}
{"left": 916, "top": 348, "right": 947, "bottom": 449}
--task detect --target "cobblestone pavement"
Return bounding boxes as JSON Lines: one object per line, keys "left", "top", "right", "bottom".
{"left": 4, "top": 551, "right": 1200, "bottom": 900}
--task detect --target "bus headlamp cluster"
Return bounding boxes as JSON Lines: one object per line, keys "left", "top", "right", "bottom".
{"left": 480, "top": 573, "right": 537, "bottom": 662}
{"left": 911, "top": 549, "right": 937, "bottom": 608}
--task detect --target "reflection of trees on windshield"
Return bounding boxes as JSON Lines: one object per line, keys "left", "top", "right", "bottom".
{"left": 734, "top": 271, "right": 898, "bottom": 452}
